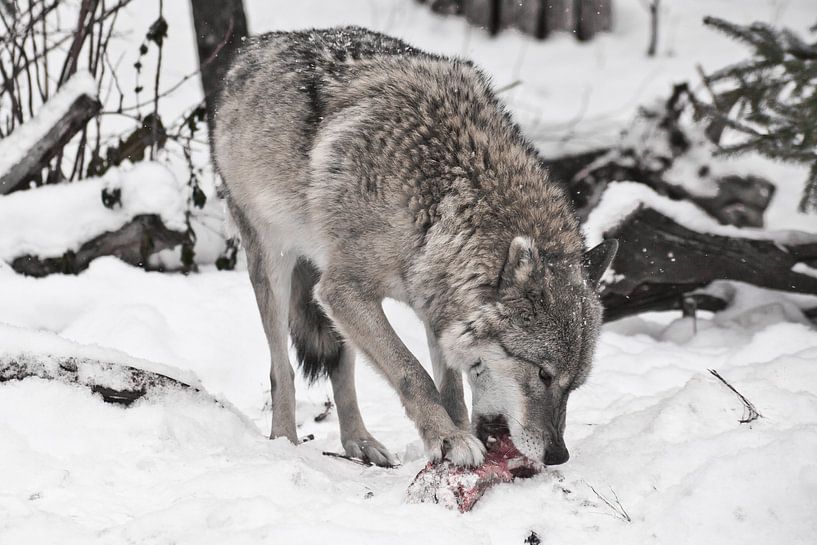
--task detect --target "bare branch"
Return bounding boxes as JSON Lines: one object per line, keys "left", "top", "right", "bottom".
{"left": 646, "top": 0, "right": 659, "bottom": 56}
{"left": 322, "top": 451, "right": 375, "bottom": 467}
{"left": 586, "top": 483, "right": 632, "bottom": 522}
{"left": 708, "top": 369, "right": 763, "bottom": 424}
{"left": 314, "top": 398, "right": 334, "bottom": 422}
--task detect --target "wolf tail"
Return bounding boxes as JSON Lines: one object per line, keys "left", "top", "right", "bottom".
{"left": 289, "top": 257, "right": 343, "bottom": 382}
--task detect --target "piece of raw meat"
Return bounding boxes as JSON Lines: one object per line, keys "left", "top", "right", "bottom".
{"left": 405, "top": 431, "right": 540, "bottom": 512}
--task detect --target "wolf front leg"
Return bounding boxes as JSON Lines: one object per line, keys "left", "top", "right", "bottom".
{"left": 317, "top": 273, "right": 485, "bottom": 467}
{"left": 425, "top": 323, "right": 470, "bottom": 430}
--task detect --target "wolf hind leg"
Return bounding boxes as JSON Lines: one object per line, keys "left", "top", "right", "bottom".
{"left": 289, "top": 258, "right": 396, "bottom": 467}
{"left": 231, "top": 205, "right": 298, "bottom": 442}
{"left": 425, "top": 323, "right": 469, "bottom": 430}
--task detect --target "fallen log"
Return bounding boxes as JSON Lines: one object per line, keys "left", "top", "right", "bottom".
{"left": 0, "top": 352, "right": 195, "bottom": 405}
{"left": 11, "top": 214, "right": 185, "bottom": 277}
{"left": 600, "top": 207, "right": 817, "bottom": 322}
{"left": 0, "top": 71, "right": 100, "bottom": 195}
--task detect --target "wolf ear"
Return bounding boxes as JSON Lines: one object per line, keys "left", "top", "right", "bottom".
{"left": 499, "top": 236, "right": 536, "bottom": 291}
{"left": 582, "top": 239, "right": 619, "bottom": 288}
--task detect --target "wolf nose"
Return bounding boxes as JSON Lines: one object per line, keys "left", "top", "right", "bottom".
{"left": 544, "top": 445, "right": 570, "bottom": 465}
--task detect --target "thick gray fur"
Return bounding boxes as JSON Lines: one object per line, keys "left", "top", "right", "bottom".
{"left": 214, "top": 27, "right": 616, "bottom": 468}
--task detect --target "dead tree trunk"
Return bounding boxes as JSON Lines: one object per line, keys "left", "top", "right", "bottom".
{"left": 499, "top": 0, "right": 543, "bottom": 38}
{"left": 432, "top": 0, "right": 612, "bottom": 40}
{"left": 189, "top": 0, "right": 249, "bottom": 133}
{"left": 543, "top": 0, "right": 575, "bottom": 36}
{"left": 463, "top": 0, "right": 500, "bottom": 35}
{"left": 575, "top": 0, "right": 613, "bottom": 41}
{"left": 418, "top": 0, "right": 463, "bottom": 15}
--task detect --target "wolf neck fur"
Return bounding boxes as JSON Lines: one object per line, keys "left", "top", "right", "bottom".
{"left": 408, "top": 160, "right": 583, "bottom": 338}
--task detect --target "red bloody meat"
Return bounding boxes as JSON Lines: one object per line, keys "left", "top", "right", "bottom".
{"left": 406, "top": 421, "right": 540, "bottom": 512}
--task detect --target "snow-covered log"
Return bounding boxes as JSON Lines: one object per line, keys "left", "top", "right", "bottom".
{"left": 600, "top": 207, "right": 817, "bottom": 322}
{"left": 0, "top": 71, "right": 100, "bottom": 195}
{"left": 0, "top": 161, "right": 186, "bottom": 276}
{"left": 0, "top": 324, "right": 202, "bottom": 405}
{"left": 0, "top": 352, "right": 195, "bottom": 405}
{"left": 11, "top": 214, "right": 185, "bottom": 277}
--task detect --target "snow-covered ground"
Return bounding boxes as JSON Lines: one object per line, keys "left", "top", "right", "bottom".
{"left": 2, "top": 0, "right": 817, "bottom": 544}
{"left": 1, "top": 260, "right": 816, "bottom": 544}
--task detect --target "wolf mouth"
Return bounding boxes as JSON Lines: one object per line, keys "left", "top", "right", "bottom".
{"left": 475, "top": 414, "right": 540, "bottom": 475}
{"left": 475, "top": 414, "right": 512, "bottom": 445}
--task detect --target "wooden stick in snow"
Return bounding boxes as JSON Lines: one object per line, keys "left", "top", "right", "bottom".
{"left": 708, "top": 369, "right": 763, "bottom": 424}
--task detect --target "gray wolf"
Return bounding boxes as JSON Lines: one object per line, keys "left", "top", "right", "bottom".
{"left": 213, "top": 27, "right": 617, "bottom": 468}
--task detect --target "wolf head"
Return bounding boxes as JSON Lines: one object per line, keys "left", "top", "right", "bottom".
{"left": 440, "top": 237, "right": 617, "bottom": 466}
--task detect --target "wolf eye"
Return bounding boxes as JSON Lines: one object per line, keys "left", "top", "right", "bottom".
{"left": 538, "top": 367, "right": 553, "bottom": 387}
{"left": 471, "top": 359, "right": 484, "bottom": 376}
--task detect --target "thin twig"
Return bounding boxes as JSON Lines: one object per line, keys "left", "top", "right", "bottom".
{"left": 609, "top": 488, "right": 631, "bottom": 522}
{"left": 322, "top": 451, "right": 374, "bottom": 467}
{"left": 57, "top": 0, "right": 97, "bottom": 87}
{"left": 695, "top": 64, "right": 720, "bottom": 107}
{"left": 495, "top": 79, "right": 522, "bottom": 94}
{"left": 150, "top": 0, "right": 163, "bottom": 160}
{"left": 119, "top": 16, "right": 233, "bottom": 114}
{"left": 708, "top": 369, "right": 763, "bottom": 424}
{"left": 0, "top": 0, "right": 58, "bottom": 47}
{"left": 646, "top": 0, "right": 659, "bottom": 56}
{"left": 586, "top": 483, "right": 632, "bottom": 522}
{"left": 314, "top": 398, "right": 334, "bottom": 422}
{"left": 27, "top": 0, "right": 46, "bottom": 102}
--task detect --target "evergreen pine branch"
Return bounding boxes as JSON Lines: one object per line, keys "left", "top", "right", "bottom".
{"left": 782, "top": 29, "right": 817, "bottom": 60}
{"left": 700, "top": 16, "right": 817, "bottom": 211}
{"left": 801, "top": 163, "right": 817, "bottom": 211}
{"left": 703, "top": 17, "right": 760, "bottom": 48}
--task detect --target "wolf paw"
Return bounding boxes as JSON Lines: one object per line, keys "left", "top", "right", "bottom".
{"left": 427, "top": 430, "right": 486, "bottom": 467}
{"left": 343, "top": 436, "right": 399, "bottom": 467}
